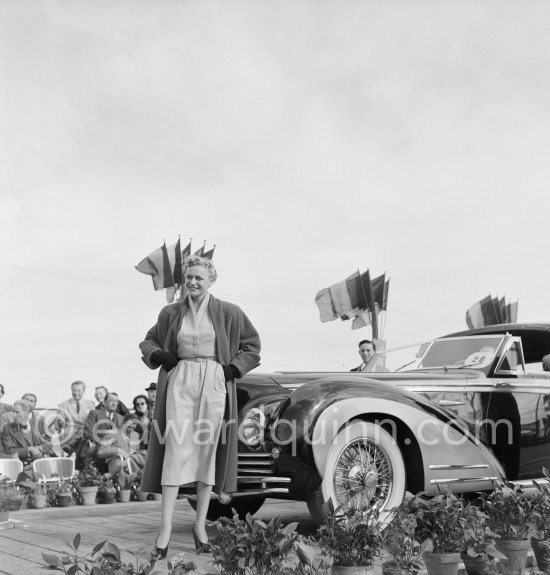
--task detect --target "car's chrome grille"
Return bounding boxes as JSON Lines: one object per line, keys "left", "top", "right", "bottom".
{"left": 237, "top": 452, "right": 289, "bottom": 494}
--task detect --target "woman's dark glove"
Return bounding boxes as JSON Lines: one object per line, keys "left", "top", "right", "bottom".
{"left": 222, "top": 364, "right": 241, "bottom": 382}
{"left": 151, "top": 350, "right": 179, "bottom": 371}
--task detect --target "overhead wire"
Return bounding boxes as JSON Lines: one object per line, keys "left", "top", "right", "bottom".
{"left": 0, "top": 263, "right": 463, "bottom": 323}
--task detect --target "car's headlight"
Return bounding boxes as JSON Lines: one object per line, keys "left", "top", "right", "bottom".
{"left": 240, "top": 407, "right": 267, "bottom": 447}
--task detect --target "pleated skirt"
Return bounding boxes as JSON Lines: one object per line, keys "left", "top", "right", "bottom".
{"left": 161, "top": 358, "right": 227, "bottom": 486}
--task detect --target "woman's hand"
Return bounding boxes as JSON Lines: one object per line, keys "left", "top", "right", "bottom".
{"left": 152, "top": 350, "right": 179, "bottom": 371}
{"left": 222, "top": 364, "right": 241, "bottom": 382}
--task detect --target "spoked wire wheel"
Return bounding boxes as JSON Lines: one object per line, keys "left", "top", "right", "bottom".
{"left": 307, "top": 420, "right": 406, "bottom": 524}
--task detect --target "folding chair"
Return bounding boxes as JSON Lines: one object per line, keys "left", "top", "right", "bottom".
{"left": 0, "top": 459, "right": 23, "bottom": 483}
{"left": 32, "top": 457, "right": 75, "bottom": 484}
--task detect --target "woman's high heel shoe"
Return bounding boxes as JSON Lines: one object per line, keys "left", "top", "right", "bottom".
{"left": 192, "top": 526, "right": 210, "bottom": 554}
{"left": 150, "top": 535, "right": 170, "bottom": 562}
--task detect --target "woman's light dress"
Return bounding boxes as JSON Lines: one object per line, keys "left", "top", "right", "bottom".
{"left": 161, "top": 293, "right": 227, "bottom": 486}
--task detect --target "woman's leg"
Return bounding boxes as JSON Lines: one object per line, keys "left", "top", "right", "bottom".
{"left": 157, "top": 485, "right": 178, "bottom": 547}
{"left": 194, "top": 480, "right": 212, "bottom": 542}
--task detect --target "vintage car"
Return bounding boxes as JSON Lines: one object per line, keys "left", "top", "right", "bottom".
{"left": 188, "top": 323, "right": 550, "bottom": 524}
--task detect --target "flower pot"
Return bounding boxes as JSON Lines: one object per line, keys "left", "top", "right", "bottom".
{"left": 152, "top": 493, "right": 162, "bottom": 501}
{"left": 79, "top": 486, "right": 98, "bottom": 506}
{"left": 134, "top": 490, "right": 148, "bottom": 502}
{"left": 332, "top": 565, "right": 375, "bottom": 575}
{"left": 461, "top": 553, "right": 492, "bottom": 575}
{"left": 382, "top": 561, "right": 414, "bottom": 575}
{"left": 0, "top": 510, "right": 9, "bottom": 522}
{"left": 57, "top": 494, "right": 72, "bottom": 507}
{"left": 30, "top": 494, "right": 48, "bottom": 509}
{"left": 423, "top": 552, "right": 462, "bottom": 575}
{"left": 531, "top": 538, "right": 550, "bottom": 574}
{"left": 100, "top": 489, "right": 116, "bottom": 504}
{"left": 495, "top": 540, "right": 531, "bottom": 575}
{"left": 118, "top": 489, "right": 131, "bottom": 503}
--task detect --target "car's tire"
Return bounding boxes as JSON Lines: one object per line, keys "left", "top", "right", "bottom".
{"left": 307, "top": 420, "right": 406, "bottom": 525}
{"left": 187, "top": 496, "right": 266, "bottom": 521}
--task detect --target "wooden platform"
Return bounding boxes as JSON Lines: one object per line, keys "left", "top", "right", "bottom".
{"left": 0, "top": 498, "right": 317, "bottom": 574}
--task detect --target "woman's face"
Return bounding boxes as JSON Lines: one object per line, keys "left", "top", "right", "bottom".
{"left": 134, "top": 398, "right": 148, "bottom": 416}
{"left": 185, "top": 265, "right": 212, "bottom": 301}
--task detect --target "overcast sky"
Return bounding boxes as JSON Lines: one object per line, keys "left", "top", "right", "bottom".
{"left": 1, "top": 0, "right": 550, "bottom": 406}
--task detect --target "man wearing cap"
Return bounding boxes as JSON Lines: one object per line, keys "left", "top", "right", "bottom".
{"left": 145, "top": 383, "right": 156, "bottom": 419}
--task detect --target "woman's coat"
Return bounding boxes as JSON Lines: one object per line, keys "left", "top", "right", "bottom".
{"left": 139, "top": 295, "right": 261, "bottom": 494}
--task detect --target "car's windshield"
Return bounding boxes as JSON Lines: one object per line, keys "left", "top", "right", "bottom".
{"left": 364, "top": 335, "right": 505, "bottom": 372}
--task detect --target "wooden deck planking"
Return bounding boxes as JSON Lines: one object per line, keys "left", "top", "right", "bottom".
{"left": 0, "top": 498, "right": 312, "bottom": 575}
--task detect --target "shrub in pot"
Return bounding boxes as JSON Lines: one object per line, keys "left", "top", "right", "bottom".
{"left": 316, "top": 502, "right": 382, "bottom": 574}
{"left": 0, "top": 477, "right": 25, "bottom": 520}
{"left": 382, "top": 495, "right": 429, "bottom": 575}
{"left": 74, "top": 465, "right": 100, "bottom": 505}
{"left": 209, "top": 510, "right": 299, "bottom": 575}
{"left": 115, "top": 468, "right": 138, "bottom": 503}
{"left": 98, "top": 474, "right": 117, "bottom": 504}
{"left": 482, "top": 483, "right": 535, "bottom": 575}
{"left": 531, "top": 468, "right": 550, "bottom": 574}
{"left": 55, "top": 479, "right": 74, "bottom": 507}
{"left": 413, "top": 492, "right": 466, "bottom": 575}
{"left": 460, "top": 500, "right": 506, "bottom": 575}
{"left": 18, "top": 479, "right": 49, "bottom": 509}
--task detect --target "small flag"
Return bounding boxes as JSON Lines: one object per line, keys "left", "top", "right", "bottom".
{"left": 203, "top": 245, "right": 216, "bottom": 260}
{"left": 135, "top": 243, "right": 175, "bottom": 290}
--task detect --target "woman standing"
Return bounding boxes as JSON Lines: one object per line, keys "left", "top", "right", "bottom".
{"left": 139, "top": 255, "right": 260, "bottom": 559}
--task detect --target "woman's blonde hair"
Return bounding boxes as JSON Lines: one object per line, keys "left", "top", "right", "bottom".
{"left": 183, "top": 255, "right": 217, "bottom": 283}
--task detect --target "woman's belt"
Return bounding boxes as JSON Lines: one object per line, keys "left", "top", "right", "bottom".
{"left": 178, "top": 356, "right": 216, "bottom": 362}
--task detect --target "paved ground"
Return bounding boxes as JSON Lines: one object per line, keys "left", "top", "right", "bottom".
{"left": 0, "top": 498, "right": 317, "bottom": 574}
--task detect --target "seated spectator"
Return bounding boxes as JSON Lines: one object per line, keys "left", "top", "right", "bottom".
{"left": 0, "top": 383, "right": 12, "bottom": 416}
{"left": 145, "top": 383, "right": 156, "bottom": 419}
{"left": 542, "top": 354, "right": 550, "bottom": 372}
{"left": 124, "top": 395, "right": 150, "bottom": 450}
{"left": 94, "top": 385, "right": 130, "bottom": 417}
{"left": 0, "top": 399, "right": 56, "bottom": 469}
{"left": 0, "top": 392, "right": 45, "bottom": 435}
{"left": 80, "top": 392, "right": 125, "bottom": 473}
{"left": 58, "top": 381, "right": 95, "bottom": 456}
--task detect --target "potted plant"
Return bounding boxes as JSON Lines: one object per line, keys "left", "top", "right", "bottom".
{"left": 0, "top": 477, "right": 25, "bottom": 521}
{"left": 382, "top": 496, "right": 429, "bottom": 575}
{"left": 531, "top": 468, "right": 550, "bottom": 574}
{"left": 56, "top": 478, "right": 73, "bottom": 507}
{"left": 316, "top": 503, "right": 382, "bottom": 574}
{"left": 98, "top": 474, "right": 117, "bottom": 504}
{"left": 209, "top": 510, "right": 299, "bottom": 574}
{"left": 115, "top": 468, "right": 138, "bottom": 503}
{"left": 413, "top": 492, "right": 466, "bottom": 575}
{"left": 460, "top": 500, "right": 506, "bottom": 575}
{"left": 75, "top": 465, "right": 101, "bottom": 506}
{"left": 482, "top": 483, "right": 535, "bottom": 575}
{"left": 18, "top": 478, "right": 49, "bottom": 509}
{"left": 132, "top": 471, "right": 148, "bottom": 501}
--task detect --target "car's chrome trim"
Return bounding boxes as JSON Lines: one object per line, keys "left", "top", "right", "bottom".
{"left": 238, "top": 468, "right": 272, "bottom": 474}
{"left": 238, "top": 460, "right": 272, "bottom": 466}
{"left": 511, "top": 478, "right": 550, "bottom": 488}
{"left": 430, "top": 476, "right": 499, "bottom": 484}
{"left": 237, "top": 476, "right": 291, "bottom": 483}
{"left": 238, "top": 453, "right": 273, "bottom": 458}
{"left": 429, "top": 464, "right": 489, "bottom": 470}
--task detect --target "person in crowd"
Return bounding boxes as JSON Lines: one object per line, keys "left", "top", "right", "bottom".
{"left": 350, "top": 339, "right": 376, "bottom": 372}
{"left": 0, "top": 393, "right": 45, "bottom": 436}
{"left": 145, "top": 383, "right": 156, "bottom": 418}
{"left": 124, "top": 395, "right": 150, "bottom": 450}
{"left": 542, "top": 353, "right": 550, "bottom": 372}
{"left": 0, "top": 383, "right": 12, "bottom": 416}
{"left": 81, "top": 392, "right": 125, "bottom": 473}
{"left": 95, "top": 385, "right": 130, "bottom": 417}
{"left": 58, "top": 381, "right": 96, "bottom": 455}
{"left": 0, "top": 399, "right": 55, "bottom": 468}
{"left": 139, "top": 255, "right": 261, "bottom": 559}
